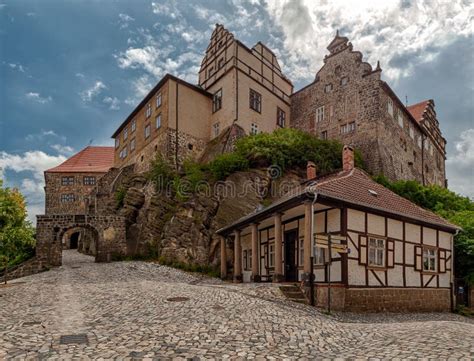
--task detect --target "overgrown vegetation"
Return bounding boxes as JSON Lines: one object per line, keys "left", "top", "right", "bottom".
{"left": 158, "top": 256, "right": 220, "bottom": 278}
{"left": 374, "top": 175, "right": 474, "bottom": 284}
{"left": 0, "top": 180, "right": 35, "bottom": 283}
{"left": 115, "top": 186, "right": 127, "bottom": 208}
{"left": 147, "top": 128, "right": 365, "bottom": 199}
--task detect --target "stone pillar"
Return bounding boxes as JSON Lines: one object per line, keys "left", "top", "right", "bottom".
{"left": 251, "top": 223, "right": 260, "bottom": 282}
{"left": 233, "top": 230, "right": 242, "bottom": 283}
{"left": 220, "top": 236, "right": 227, "bottom": 280}
{"left": 304, "top": 201, "right": 312, "bottom": 275}
{"left": 273, "top": 213, "right": 284, "bottom": 282}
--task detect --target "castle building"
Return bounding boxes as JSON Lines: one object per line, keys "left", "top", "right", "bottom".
{"left": 112, "top": 24, "right": 293, "bottom": 172}
{"left": 44, "top": 146, "right": 114, "bottom": 215}
{"left": 291, "top": 33, "right": 446, "bottom": 187}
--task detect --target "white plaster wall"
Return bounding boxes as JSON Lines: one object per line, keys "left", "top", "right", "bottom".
{"left": 395, "top": 239, "right": 403, "bottom": 263}
{"left": 406, "top": 223, "right": 421, "bottom": 243}
{"left": 439, "top": 272, "right": 450, "bottom": 287}
{"left": 347, "top": 231, "right": 359, "bottom": 259}
{"left": 424, "top": 227, "right": 437, "bottom": 246}
{"left": 315, "top": 212, "right": 325, "bottom": 232}
{"left": 327, "top": 209, "right": 341, "bottom": 232}
{"left": 329, "top": 260, "right": 342, "bottom": 282}
{"left": 348, "top": 259, "right": 365, "bottom": 285}
{"left": 367, "top": 214, "right": 385, "bottom": 235}
{"left": 314, "top": 268, "right": 325, "bottom": 282}
{"left": 439, "top": 231, "right": 451, "bottom": 249}
{"left": 348, "top": 209, "right": 365, "bottom": 232}
{"left": 368, "top": 270, "right": 384, "bottom": 286}
{"left": 387, "top": 265, "right": 404, "bottom": 286}
{"left": 387, "top": 219, "right": 403, "bottom": 239}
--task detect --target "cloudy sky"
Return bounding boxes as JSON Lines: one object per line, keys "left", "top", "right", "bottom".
{"left": 1, "top": 0, "right": 473, "bottom": 223}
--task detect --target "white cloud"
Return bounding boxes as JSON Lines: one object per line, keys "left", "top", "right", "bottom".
{"left": 0, "top": 150, "right": 67, "bottom": 222}
{"left": 103, "top": 96, "right": 120, "bottom": 110}
{"left": 51, "top": 144, "right": 75, "bottom": 155}
{"left": 0, "top": 4, "right": 6, "bottom": 10}
{"left": 8, "top": 62, "right": 26, "bottom": 72}
{"left": 26, "top": 92, "right": 52, "bottom": 104}
{"left": 75, "top": 72, "right": 85, "bottom": 78}
{"left": 446, "top": 129, "right": 474, "bottom": 199}
{"left": 264, "top": 0, "right": 474, "bottom": 83}
{"left": 117, "top": 45, "right": 163, "bottom": 77}
{"left": 124, "top": 75, "right": 153, "bottom": 106}
{"left": 25, "top": 129, "right": 66, "bottom": 142}
{"left": 26, "top": 12, "right": 36, "bottom": 17}
{"left": 118, "top": 13, "right": 134, "bottom": 28}
{"left": 80, "top": 81, "right": 107, "bottom": 101}
{"left": 151, "top": 1, "right": 181, "bottom": 19}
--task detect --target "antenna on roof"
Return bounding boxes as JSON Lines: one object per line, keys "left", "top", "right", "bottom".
{"left": 405, "top": 95, "right": 408, "bottom": 107}
{"left": 88, "top": 139, "right": 93, "bottom": 146}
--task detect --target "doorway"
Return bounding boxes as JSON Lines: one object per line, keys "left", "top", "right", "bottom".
{"left": 284, "top": 229, "right": 298, "bottom": 282}
{"left": 70, "top": 232, "right": 80, "bottom": 249}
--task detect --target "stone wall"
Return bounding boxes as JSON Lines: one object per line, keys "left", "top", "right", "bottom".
{"left": 0, "top": 257, "right": 50, "bottom": 283}
{"left": 290, "top": 35, "right": 446, "bottom": 186}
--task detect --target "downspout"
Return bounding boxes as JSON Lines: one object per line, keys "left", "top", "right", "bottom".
{"left": 451, "top": 228, "right": 460, "bottom": 311}
{"left": 175, "top": 82, "right": 179, "bottom": 170}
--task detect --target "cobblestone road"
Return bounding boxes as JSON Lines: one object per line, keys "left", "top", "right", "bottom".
{"left": 1, "top": 250, "right": 473, "bottom": 359}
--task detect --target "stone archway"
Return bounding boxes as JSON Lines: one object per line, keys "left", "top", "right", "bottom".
{"left": 36, "top": 214, "right": 127, "bottom": 266}
{"left": 61, "top": 226, "right": 99, "bottom": 256}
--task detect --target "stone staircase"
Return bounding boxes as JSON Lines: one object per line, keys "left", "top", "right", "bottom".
{"left": 279, "top": 284, "right": 308, "bottom": 304}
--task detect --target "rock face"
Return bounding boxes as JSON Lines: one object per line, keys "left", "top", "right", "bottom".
{"left": 110, "top": 166, "right": 302, "bottom": 266}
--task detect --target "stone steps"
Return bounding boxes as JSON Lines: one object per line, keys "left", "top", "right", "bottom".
{"left": 279, "top": 284, "right": 308, "bottom": 305}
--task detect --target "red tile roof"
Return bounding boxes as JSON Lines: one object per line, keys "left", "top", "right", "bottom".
{"left": 309, "top": 168, "right": 458, "bottom": 230}
{"left": 46, "top": 146, "right": 114, "bottom": 173}
{"left": 406, "top": 100, "right": 430, "bottom": 123}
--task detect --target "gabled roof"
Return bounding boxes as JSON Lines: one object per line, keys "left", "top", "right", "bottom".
{"left": 217, "top": 168, "right": 460, "bottom": 235}
{"left": 407, "top": 100, "right": 431, "bottom": 123}
{"left": 45, "top": 146, "right": 114, "bottom": 173}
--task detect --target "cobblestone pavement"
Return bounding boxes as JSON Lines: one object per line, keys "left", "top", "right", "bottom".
{"left": 1, "top": 250, "right": 473, "bottom": 360}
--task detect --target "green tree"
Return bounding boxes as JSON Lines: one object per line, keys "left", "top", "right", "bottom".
{"left": 0, "top": 180, "right": 35, "bottom": 283}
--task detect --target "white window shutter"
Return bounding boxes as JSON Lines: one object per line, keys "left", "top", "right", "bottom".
{"left": 359, "top": 236, "right": 367, "bottom": 265}
{"left": 387, "top": 239, "right": 395, "bottom": 268}
{"left": 439, "top": 249, "right": 446, "bottom": 273}
{"left": 415, "top": 245, "right": 422, "bottom": 271}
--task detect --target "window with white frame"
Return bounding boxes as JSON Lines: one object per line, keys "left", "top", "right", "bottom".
{"left": 61, "top": 176, "right": 74, "bottom": 186}
{"left": 115, "top": 138, "right": 120, "bottom": 149}
{"left": 83, "top": 176, "right": 96, "bottom": 186}
{"left": 324, "top": 84, "right": 333, "bottom": 93}
{"left": 130, "top": 138, "right": 136, "bottom": 152}
{"left": 387, "top": 98, "right": 393, "bottom": 116}
{"left": 145, "top": 124, "right": 151, "bottom": 139}
{"left": 269, "top": 244, "right": 275, "bottom": 268}
{"left": 277, "top": 107, "right": 286, "bottom": 127}
{"left": 156, "top": 114, "right": 162, "bottom": 129}
{"left": 146, "top": 103, "right": 152, "bottom": 118}
{"left": 340, "top": 76, "right": 349, "bottom": 86}
{"left": 249, "top": 89, "right": 262, "bottom": 112}
{"left": 340, "top": 121, "right": 356, "bottom": 134}
{"left": 250, "top": 123, "right": 259, "bottom": 135}
{"left": 123, "top": 128, "right": 128, "bottom": 140}
{"left": 409, "top": 126, "right": 414, "bottom": 139}
{"left": 213, "top": 122, "right": 220, "bottom": 138}
{"left": 423, "top": 247, "right": 437, "bottom": 272}
{"left": 156, "top": 93, "right": 162, "bottom": 108}
{"left": 120, "top": 146, "right": 128, "bottom": 159}
{"left": 313, "top": 245, "right": 326, "bottom": 265}
{"left": 397, "top": 110, "right": 404, "bottom": 128}
{"left": 212, "top": 89, "right": 222, "bottom": 113}
{"left": 316, "top": 106, "right": 324, "bottom": 123}
{"left": 417, "top": 136, "right": 422, "bottom": 148}
{"left": 321, "top": 130, "right": 328, "bottom": 140}
{"left": 60, "top": 193, "right": 75, "bottom": 203}
{"left": 299, "top": 239, "right": 304, "bottom": 266}
{"left": 131, "top": 119, "right": 136, "bottom": 133}
{"left": 368, "top": 238, "right": 385, "bottom": 267}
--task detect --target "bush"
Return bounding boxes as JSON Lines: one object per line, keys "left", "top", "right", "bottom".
{"left": 148, "top": 153, "right": 176, "bottom": 192}
{"left": 115, "top": 187, "right": 127, "bottom": 208}
{"left": 209, "top": 152, "right": 249, "bottom": 180}
{"left": 157, "top": 256, "right": 220, "bottom": 278}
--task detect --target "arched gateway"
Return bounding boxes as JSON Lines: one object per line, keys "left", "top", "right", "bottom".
{"left": 36, "top": 214, "right": 127, "bottom": 266}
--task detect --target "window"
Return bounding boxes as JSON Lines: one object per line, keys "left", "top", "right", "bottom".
{"left": 131, "top": 119, "right": 136, "bottom": 133}
{"left": 130, "top": 138, "right": 136, "bottom": 152}
{"left": 123, "top": 128, "right": 128, "bottom": 141}
{"left": 249, "top": 89, "right": 261, "bottom": 112}
{"left": 156, "top": 93, "right": 162, "bottom": 108}
{"left": 316, "top": 106, "right": 324, "bottom": 123}
{"left": 119, "top": 146, "right": 128, "bottom": 159}
{"left": 83, "top": 176, "right": 96, "bottom": 186}
{"left": 60, "top": 194, "right": 75, "bottom": 203}
{"left": 115, "top": 138, "right": 120, "bottom": 149}
{"left": 156, "top": 114, "right": 162, "bottom": 129}
{"left": 145, "top": 124, "right": 151, "bottom": 139}
{"left": 313, "top": 245, "right": 326, "bottom": 265}
{"left": 388, "top": 98, "right": 393, "bottom": 116}
{"left": 340, "top": 122, "right": 356, "bottom": 134}
{"left": 423, "top": 247, "right": 437, "bottom": 272}
{"left": 250, "top": 123, "right": 259, "bottom": 135}
{"left": 324, "top": 84, "right": 333, "bottom": 93}
{"left": 61, "top": 176, "right": 74, "bottom": 186}
{"left": 213, "top": 122, "right": 220, "bottom": 138}
{"left": 299, "top": 239, "right": 304, "bottom": 266}
{"left": 212, "top": 89, "right": 222, "bottom": 113}
{"left": 248, "top": 249, "right": 252, "bottom": 271}
{"left": 409, "top": 126, "right": 414, "bottom": 139}
{"left": 397, "top": 110, "right": 404, "bottom": 128}
{"left": 208, "top": 66, "right": 214, "bottom": 77}
{"left": 321, "top": 131, "right": 328, "bottom": 140}
{"left": 368, "top": 238, "right": 385, "bottom": 267}
{"left": 218, "top": 58, "right": 224, "bottom": 69}
{"left": 269, "top": 244, "right": 275, "bottom": 268}
{"left": 277, "top": 107, "right": 286, "bottom": 127}
{"left": 146, "top": 103, "right": 152, "bottom": 118}
{"left": 417, "top": 136, "right": 422, "bottom": 148}
{"left": 243, "top": 250, "right": 248, "bottom": 270}
{"left": 340, "top": 76, "right": 349, "bottom": 86}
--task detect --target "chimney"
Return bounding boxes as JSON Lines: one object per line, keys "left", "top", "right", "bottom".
{"left": 307, "top": 161, "right": 316, "bottom": 180}
{"left": 342, "top": 145, "right": 354, "bottom": 172}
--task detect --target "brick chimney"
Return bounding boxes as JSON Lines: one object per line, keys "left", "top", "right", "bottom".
{"left": 342, "top": 145, "right": 354, "bottom": 172}
{"left": 307, "top": 161, "right": 316, "bottom": 180}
